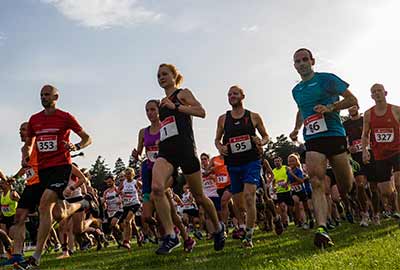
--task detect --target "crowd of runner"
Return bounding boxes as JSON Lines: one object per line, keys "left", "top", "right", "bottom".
{"left": 0, "top": 48, "right": 398, "bottom": 269}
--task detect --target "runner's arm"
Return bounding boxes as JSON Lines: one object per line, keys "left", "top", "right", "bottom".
{"left": 314, "top": 90, "right": 358, "bottom": 113}
{"left": 21, "top": 137, "right": 34, "bottom": 167}
{"left": 361, "top": 110, "right": 371, "bottom": 163}
{"left": 252, "top": 112, "right": 270, "bottom": 145}
{"left": 290, "top": 110, "right": 303, "bottom": 141}
{"left": 176, "top": 88, "right": 206, "bottom": 118}
{"left": 11, "top": 190, "right": 20, "bottom": 201}
{"left": 0, "top": 170, "right": 6, "bottom": 181}
{"left": 75, "top": 130, "right": 92, "bottom": 150}
{"left": 393, "top": 105, "right": 400, "bottom": 123}
{"left": 215, "top": 115, "right": 228, "bottom": 156}
{"left": 132, "top": 128, "right": 145, "bottom": 160}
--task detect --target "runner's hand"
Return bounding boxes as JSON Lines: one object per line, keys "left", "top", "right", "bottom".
{"left": 160, "top": 97, "right": 176, "bottom": 110}
{"left": 289, "top": 129, "right": 298, "bottom": 141}
{"left": 217, "top": 144, "right": 228, "bottom": 156}
{"left": 131, "top": 149, "right": 139, "bottom": 160}
{"left": 63, "top": 185, "right": 73, "bottom": 198}
{"left": 21, "top": 156, "right": 30, "bottom": 168}
{"left": 313, "top": 104, "right": 331, "bottom": 114}
{"left": 362, "top": 150, "right": 370, "bottom": 164}
{"left": 63, "top": 141, "right": 76, "bottom": 152}
{"left": 348, "top": 145, "right": 357, "bottom": 154}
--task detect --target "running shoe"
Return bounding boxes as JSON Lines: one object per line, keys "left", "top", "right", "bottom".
{"left": 345, "top": 212, "right": 355, "bottom": 224}
{"left": 155, "top": 235, "right": 181, "bottom": 255}
{"left": 193, "top": 230, "right": 203, "bottom": 240}
{"left": 183, "top": 237, "right": 196, "bottom": 252}
{"left": 314, "top": 226, "right": 334, "bottom": 249}
{"left": 213, "top": 223, "right": 226, "bottom": 251}
{"left": 0, "top": 254, "right": 24, "bottom": 266}
{"left": 241, "top": 237, "right": 254, "bottom": 248}
{"left": 232, "top": 228, "right": 245, "bottom": 239}
{"left": 360, "top": 212, "right": 370, "bottom": 227}
{"left": 13, "top": 256, "right": 38, "bottom": 270}
{"left": 273, "top": 216, "right": 284, "bottom": 236}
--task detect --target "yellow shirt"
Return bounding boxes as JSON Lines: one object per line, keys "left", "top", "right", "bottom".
{"left": 273, "top": 165, "right": 291, "bottom": 193}
{"left": 1, "top": 190, "right": 17, "bottom": 217}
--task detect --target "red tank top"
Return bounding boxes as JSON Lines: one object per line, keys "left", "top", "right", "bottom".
{"left": 370, "top": 104, "right": 400, "bottom": 160}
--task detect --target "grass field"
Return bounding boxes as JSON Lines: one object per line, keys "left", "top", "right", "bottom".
{"left": 18, "top": 219, "right": 400, "bottom": 270}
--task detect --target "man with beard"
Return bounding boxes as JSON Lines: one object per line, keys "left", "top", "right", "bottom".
{"left": 18, "top": 85, "right": 92, "bottom": 268}
{"left": 362, "top": 84, "right": 400, "bottom": 222}
{"left": 343, "top": 105, "right": 379, "bottom": 226}
{"left": 215, "top": 85, "right": 270, "bottom": 248}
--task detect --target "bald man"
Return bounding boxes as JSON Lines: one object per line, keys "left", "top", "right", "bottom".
{"left": 18, "top": 85, "right": 92, "bottom": 267}
{"left": 362, "top": 83, "right": 400, "bottom": 223}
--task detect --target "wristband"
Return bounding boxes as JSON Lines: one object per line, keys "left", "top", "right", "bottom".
{"left": 74, "top": 143, "right": 81, "bottom": 151}
{"left": 174, "top": 102, "right": 181, "bottom": 111}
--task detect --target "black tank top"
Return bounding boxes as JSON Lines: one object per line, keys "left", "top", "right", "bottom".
{"left": 159, "top": 89, "right": 196, "bottom": 151}
{"left": 222, "top": 110, "right": 259, "bottom": 166}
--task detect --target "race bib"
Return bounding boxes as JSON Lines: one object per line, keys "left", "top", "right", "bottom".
{"left": 229, "top": 135, "right": 252, "bottom": 154}
{"left": 374, "top": 128, "right": 394, "bottom": 143}
{"left": 1, "top": 205, "right": 10, "bottom": 213}
{"left": 146, "top": 146, "right": 158, "bottom": 162}
{"left": 36, "top": 135, "right": 57, "bottom": 152}
{"left": 352, "top": 139, "right": 363, "bottom": 153}
{"left": 304, "top": 114, "right": 328, "bottom": 136}
{"left": 216, "top": 175, "right": 228, "bottom": 184}
{"left": 292, "top": 184, "right": 302, "bottom": 192}
{"left": 160, "top": 116, "right": 179, "bottom": 141}
{"left": 25, "top": 168, "right": 35, "bottom": 180}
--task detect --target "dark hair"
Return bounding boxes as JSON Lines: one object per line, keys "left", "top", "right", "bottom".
{"left": 146, "top": 99, "right": 160, "bottom": 109}
{"left": 294, "top": 48, "right": 314, "bottom": 60}
{"left": 104, "top": 174, "right": 115, "bottom": 181}
{"left": 200, "top": 153, "right": 210, "bottom": 159}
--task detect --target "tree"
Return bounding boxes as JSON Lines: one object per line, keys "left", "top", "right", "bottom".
{"left": 264, "top": 134, "right": 302, "bottom": 168}
{"left": 90, "top": 156, "right": 111, "bottom": 191}
{"left": 113, "top": 157, "right": 126, "bottom": 175}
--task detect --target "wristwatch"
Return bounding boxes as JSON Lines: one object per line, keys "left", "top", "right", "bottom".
{"left": 74, "top": 143, "right": 81, "bottom": 151}
{"left": 327, "top": 103, "right": 336, "bottom": 112}
{"left": 174, "top": 102, "right": 181, "bottom": 111}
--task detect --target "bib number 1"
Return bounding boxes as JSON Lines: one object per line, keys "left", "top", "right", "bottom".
{"left": 160, "top": 116, "right": 179, "bottom": 141}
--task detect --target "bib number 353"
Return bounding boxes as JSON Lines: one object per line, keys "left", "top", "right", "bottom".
{"left": 160, "top": 116, "right": 179, "bottom": 141}
{"left": 37, "top": 135, "right": 58, "bottom": 152}
{"left": 304, "top": 114, "right": 328, "bottom": 136}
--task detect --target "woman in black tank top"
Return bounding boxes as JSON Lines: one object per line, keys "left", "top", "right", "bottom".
{"left": 151, "top": 64, "right": 225, "bottom": 254}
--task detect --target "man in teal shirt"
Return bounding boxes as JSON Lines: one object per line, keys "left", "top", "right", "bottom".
{"left": 289, "top": 48, "right": 358, "bottom": 249}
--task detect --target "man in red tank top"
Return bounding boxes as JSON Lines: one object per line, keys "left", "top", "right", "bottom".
{"left": 362, "top": 83, "right": 400, "bottom": 220}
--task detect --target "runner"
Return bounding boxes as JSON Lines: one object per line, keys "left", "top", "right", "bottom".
{"left": 343, "top": 105, "right": 379, "bottom": 226}
{"left": 200, "top": 153, "right": 221, "bottom": 236}
{"left": 208, "top": 155, "right": 232, "bottom": 230}
{"left": 18, "top": 85, "right": 92, "bottom": 267}
{"left": 151, "top": 63, "right": 224, "bottom": 254}
{"left": 272, "top": 157, "right": 293, "bottom": 228}
{"left": 118, "top": 167, "right": 141, "bottom": 250}
{"left": 289, "top": 48, "right": 358, "bottom": 248}
{"left": 287, "top": 154, "right": 313, "bottom": 229}
{"left": 361, "top": 83, "right": 400, "bottom": 222}
{"left": 215, "top": 85, "right": 270, "bottom": 248}
{"left": 132, "top": 99, "right": 195, "bottom": 252}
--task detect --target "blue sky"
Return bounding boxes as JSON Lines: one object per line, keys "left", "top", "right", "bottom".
{"left": 1, "top": 0, "right": 399, "bottom": 174}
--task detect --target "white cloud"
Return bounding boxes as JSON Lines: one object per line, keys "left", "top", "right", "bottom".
{"left": 41, "top": 0, "right": 162, "bottom": 29}
{"left": 241, "top": 25, "right": 259, "bottom": 33}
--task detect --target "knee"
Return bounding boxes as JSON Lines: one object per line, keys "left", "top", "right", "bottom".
{"left": 244, "top": 191, "right": 255, "bottom": 205}
{"left": 151, "top": 183, "right": 165, "bottom": 197}
{"left": 193, "top": 194, "right": 205, "bottom": 206}
{"left": 310, "top": 177, "right": 324, "bottom": 191}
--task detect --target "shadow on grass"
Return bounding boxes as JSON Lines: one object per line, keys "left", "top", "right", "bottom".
{"left": 42, "top": 220, "right": 399, "bottom": 270}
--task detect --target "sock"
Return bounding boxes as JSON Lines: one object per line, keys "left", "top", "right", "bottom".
{"left": 239, "top": 224, "right": 246, "bottom": 230}
{"left": 32, "top": 251, "right": 41, "bottom": 263}
{"left": 245, "top": 227, "right": 254, "bottom": 238}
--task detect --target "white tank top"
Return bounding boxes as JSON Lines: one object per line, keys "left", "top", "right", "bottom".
{"left": 121, "top": 179, "right": 140, "bottom": 207}
{"left": 104, "top": 187, "right": 122, "bottom": 217}
{"left": 65, "top": 176, "right": 82, "bottom": 199}
{"left": 202, "top": 169, "right": 218, "bottom": 198}
{"left": 182, "top": 192, "right": 195, "bottom": 209}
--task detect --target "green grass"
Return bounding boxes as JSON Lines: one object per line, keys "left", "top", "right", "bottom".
{"left": 22, "top": 220, "right": 400, "bottom": 270}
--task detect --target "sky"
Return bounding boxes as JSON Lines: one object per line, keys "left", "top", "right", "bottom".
{"left": 1, "top": 0, "right": 399, "bottom": 175}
